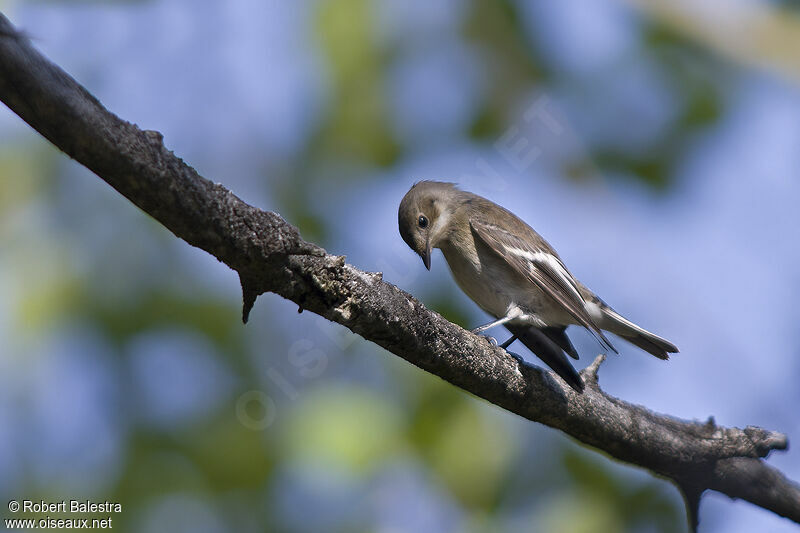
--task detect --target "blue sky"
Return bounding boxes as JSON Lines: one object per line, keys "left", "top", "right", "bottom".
{"left": 1, "top": 1, "right": 798, "bottom": 531}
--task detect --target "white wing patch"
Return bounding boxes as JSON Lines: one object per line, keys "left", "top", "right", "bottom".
{"left": 469, "top": 218, "right": 618, "bottom": 353}
{"left": 504, "top": 246, "right": 585, "bottom": 304}
{"left": 585, "top": 300, "right": 605, "bottom": 323}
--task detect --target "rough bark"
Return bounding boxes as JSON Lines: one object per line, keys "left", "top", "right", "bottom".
{"left": 1, "top": 13, "right": 797, "bottom": 530}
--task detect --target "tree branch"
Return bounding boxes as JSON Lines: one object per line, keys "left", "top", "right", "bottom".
{"left": 1, "top": 13, "right": 797, "bottom": 529}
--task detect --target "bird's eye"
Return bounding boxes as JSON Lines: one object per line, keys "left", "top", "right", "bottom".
{"left": 418, "top": 215, "right": 428, "bottom": 228}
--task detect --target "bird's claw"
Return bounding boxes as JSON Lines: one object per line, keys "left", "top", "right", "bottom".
{"left": 475, "top": 333, "right": 498, "bottom": 346}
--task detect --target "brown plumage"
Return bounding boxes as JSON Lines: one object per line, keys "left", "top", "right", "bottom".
{"left": 398, "top": 181, "right": 678, "bottom": 392}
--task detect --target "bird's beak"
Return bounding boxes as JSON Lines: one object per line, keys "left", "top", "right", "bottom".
{"left": 422, "top": 239, "right": 432, "bottom": 270}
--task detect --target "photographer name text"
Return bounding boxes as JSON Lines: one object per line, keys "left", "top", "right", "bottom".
{"left": 19, "top": 500, "right": 121, "bottom": 514}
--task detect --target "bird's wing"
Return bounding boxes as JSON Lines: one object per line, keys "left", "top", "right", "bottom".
{"left": 470, "top": 219, "right": 617, "bottom": 353}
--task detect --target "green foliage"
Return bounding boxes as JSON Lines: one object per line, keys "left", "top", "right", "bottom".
{"left": 562, "top": 451, "right": 683, "bottom": 532}
{"left": 281, "top": 386, "right": 404, "bottom": 474}
{"left": 425, "top": 288, "right": 474, "bottom": 330}
{"left": 314, "top": 0, "right": 400, "bottom": 166}
{"left": 645, "top": 21, "right": 725, "bottom": 130}
{"left": 89, "top": 291, "right": 240, "bottom": 348}
{"left": 464, "top": 0, "right": 545, "bottom": 140}
{"left": 1, "top": 0, "right": 753, "bottom": 530}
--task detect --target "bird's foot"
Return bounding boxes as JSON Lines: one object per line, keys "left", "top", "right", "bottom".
{"left": 474, "top": 333, "right": 498, "bottom": 346}
{"left": 473, "top": 333, "right": 518, "bottom": 350}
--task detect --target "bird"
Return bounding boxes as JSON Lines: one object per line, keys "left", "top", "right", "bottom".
{"left": 398, "top": 180, "right": 678, "bottom": 392}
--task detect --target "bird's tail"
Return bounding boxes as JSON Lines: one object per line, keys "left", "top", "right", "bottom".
{"left": 597, "top": 306, "right": 678, "bottom": 360}
{"left": 505, "top": 324, "right": 584, "bottom": 392}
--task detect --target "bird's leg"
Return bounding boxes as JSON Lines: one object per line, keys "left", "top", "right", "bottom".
{"left": 478, "top": 335, "right": 498, "bottom": 346}
{"left": 470, "top": 314, "right": 517, "bottom": 335}
{"left": 472, "top": 309, "right": 524, "bottom": 346}
{"left": 499, "top": 335, "right": 517, "bottom": 349}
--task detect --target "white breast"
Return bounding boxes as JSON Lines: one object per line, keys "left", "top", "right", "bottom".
{"left": 439, "top": 239, "right": 551, "bottom": 325}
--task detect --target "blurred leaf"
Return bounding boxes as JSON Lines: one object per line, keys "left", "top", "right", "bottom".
{"left": 563, "top": 450, "right": 683, "bottom": 532}
{"left": 426, "top": 289, "right": 474, "bottom": 328}
{"left": 564, "top": 450, "right": 628, "bottom": 496}
{"left": 633, "top": 0, "right": 800, "bottom": 84}
{"left": 282, "top": 385, "right": 403, "bottom": 474}
{"left": 185, "top": 415, "right": 275, "bottom": 490}
{"left": 0, "top": 146, "right": 53, "bottom": 217}
{"left": 645, "top": 21, "right": 725, "bottom": 130}
{"left": 274, "top": 179, "right": 329, "bottom": 245}
{"left": 537, "top": 491, "right": 624, "bottom": 533}
{"left": 464, "top": 0, "right": 544, "bottom": 140}
{"left": 679, "top": 76, "right": 723, "bottom": 128}
{"left": 112, "top": 417, "right": 274, "bottom": 530}
{"left": 592, "top": 150, "right": 672, "bottom": 189}
{"left": 90, "top": 291, "right": 240, "bottom": 349}
{"left": 18, "top": 272, "right": 83, "bottom": 333}
{"left": 408, "top": 378, "right": 468, "bottom": 454}
{"left": 122, "top": 438, "right": 211, "bottom": 497}
{"left": 314, "top": 0, "right": 400, "bottom": 166}
{"left": 423, "top": 399, "right": 517, "bottom": 509}
{"left": 26, "top": 0, "right": 149, "bottom": 4}
{"left": 5, "top": 241, "right": 83, "bottom": 337}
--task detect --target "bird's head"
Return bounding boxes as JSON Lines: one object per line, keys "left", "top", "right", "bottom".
{"left": 398, "top": 181, "right": 459, "bottom": 270}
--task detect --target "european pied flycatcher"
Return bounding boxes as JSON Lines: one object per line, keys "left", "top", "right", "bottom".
{"left": 398, "top": 181, "right": 678, "bottom": 392}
